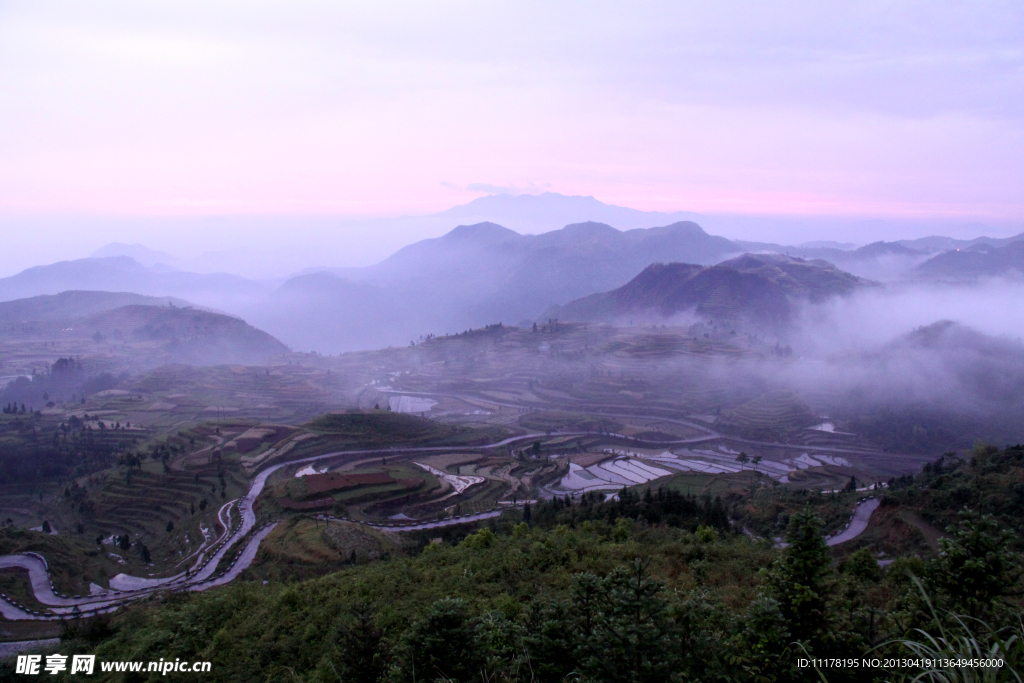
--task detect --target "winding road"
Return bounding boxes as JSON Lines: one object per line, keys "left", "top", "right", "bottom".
{"left": 0, "top": 409, "right": 887, "bottom": 621}
{"left": 0, "top": 431, "right": 586, "bottom": 620}
{"left": 380, "top": 388, "right": 893, "bottom": 457}
{"left": 826, "top": 498, "right": 880, "bottom": 546}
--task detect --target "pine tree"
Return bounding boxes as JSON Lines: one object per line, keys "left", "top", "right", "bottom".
{"left": 766, "top": 507, "right": 833, "bottom": 645}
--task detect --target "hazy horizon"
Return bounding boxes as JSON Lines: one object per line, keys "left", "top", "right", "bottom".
{"left": 1, "top": 1, "right": 1021, "bottom": 280}
{"left": 1, "top": 192, "right": 1022, "bottom": 280}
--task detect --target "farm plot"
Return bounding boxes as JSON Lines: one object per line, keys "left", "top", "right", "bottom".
{"left": 640, "top": 447, "right": 853, "bottom": 482}
{"left": 413, "top": 462, "right": 484, "bottom": 495}
{"left": 555, "top": 458, "right": 672, "bottom": 492}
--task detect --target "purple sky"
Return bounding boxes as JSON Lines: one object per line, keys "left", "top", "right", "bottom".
{"left": 0, "top": 1, "right": 1021, "bottom": 245}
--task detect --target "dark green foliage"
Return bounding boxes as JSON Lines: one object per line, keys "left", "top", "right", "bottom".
{"left": 731, "top": 595, "right": 793, "bottom": 681}
{"left": 523, "top": 600, "right": 577, "bottom": 683}
{"left": 840, "top": 548, "right": 882, "bottom": 583}
{"left": 37, "top": 446, "right": 1024, "bottom": 683}
{"left": 572, "top": 559, "right": 680, "bottom": 683}
{"left": 42, "top": 507, "right": 1024, "bottom": 683}
{"left": 766, "top": 507, "right": 833, "bottom": 645}
{"left": 0, "top": 409, "right": 134, "bottom": 484}
{"left": 334, "top": 604, "right": 390, "bottom": 683}
{"left": 402, "top": 597, "right": 482, "bottom": 682}
{"left": 926, "top": 510, "right": 1022, "bottom": 618}
{"left": 530, "top": 486, "right": 730, "bottom": 532}
{"left": 885, "top": 445, "right": 1024, "bottom": 546}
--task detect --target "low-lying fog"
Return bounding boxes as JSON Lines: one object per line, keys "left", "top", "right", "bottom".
{"left": 703, "top": 279, "right": 1024, "bottom": 449}
{"left": 793, "top": 278, "right": 1024, "bottom": 355}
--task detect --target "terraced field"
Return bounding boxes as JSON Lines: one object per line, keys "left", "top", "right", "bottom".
{"left": 716, "top": 390, "right": 817, "bottom": 440}
{"left": 0, "top": 319, "right": 940, "bottom": 627}
{"left": 45, "top": 462, "right": 251, "bottom": 585}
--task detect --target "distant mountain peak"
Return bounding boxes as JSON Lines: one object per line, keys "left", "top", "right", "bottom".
{"left": 547, "top": 253, "right": 869, "bottom": 328}
{"left": 91, "top": 242, "right": 179, "bottom": 268}
{"left": 442, "top": 222, "right": 523, "bottom": 242}
{"left": 553, "top": 221, "right": 622, "bottom": 239}
{"left": 854, "top": 241, "right": 922, "bottom": 258}
{"left": 434, "top": 191, "right": 704, "bottom": 233}
{"left": 655, "top": 221, "right": 708, "bottom": 235}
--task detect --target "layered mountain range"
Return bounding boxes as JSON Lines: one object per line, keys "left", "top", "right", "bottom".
{"left": 0, "top": 195, "right": 1021, "bottom": 352}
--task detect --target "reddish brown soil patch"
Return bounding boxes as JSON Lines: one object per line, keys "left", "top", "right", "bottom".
{"left": 304, "top": 472, "right": 395, "bottom": 495}
{"left": 569, "top": 452, "right": 612, "bottom": 467}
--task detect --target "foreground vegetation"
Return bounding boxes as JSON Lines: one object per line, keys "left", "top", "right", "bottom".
{"left": 2, "top": 443, "right": 1022, "bottom": 682}
{"left": 20, "top": 513, "right": 1020, "bottom": 682}
{"left": 3, "top": 447, "right": 1017, "bottom": 682}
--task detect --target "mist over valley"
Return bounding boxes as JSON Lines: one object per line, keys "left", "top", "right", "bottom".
{"left": 2, "top": 194, "right": 1022, "bottom": 466}
{"left": 3, "top": 3, "right": 1023, "bottom": 677}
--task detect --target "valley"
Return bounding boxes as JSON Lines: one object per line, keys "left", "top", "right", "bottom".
{"left": 0, "top": 312, "right": 962, "bottom": 622}
{"left": 0, "top": 214, "right": 1021, "bottom": 682}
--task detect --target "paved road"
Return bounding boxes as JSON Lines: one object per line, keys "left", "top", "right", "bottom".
{"left": 380, "top": 389, "right": 890, "bottom": 456}
{"left": 0, "top": 432, "right": 562, "bottom": 620}
{"left": 763, "top": 497, "right": 880, "bottom": 549}
{"left": 827, "top": 498, "right": 880, "bottom": 546}
{"left": 191, "top": 523, "right": 279, "bottom": 591}
{"left": 0, "top": 407, "right": 888, "bottom": 621}
{"left": 334, "top": 510, "right": 505, "bottom": 531}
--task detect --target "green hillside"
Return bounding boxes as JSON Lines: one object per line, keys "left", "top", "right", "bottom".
{"left": 302, "top": 410, "right": 508, "bottom": 449}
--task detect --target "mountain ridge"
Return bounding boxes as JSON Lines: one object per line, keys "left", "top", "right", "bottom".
{"left": 545, "top": 253, "right": 871, "bottom": 329}
{"left": 0, "top": 291, "right": 195, "bottom": 323}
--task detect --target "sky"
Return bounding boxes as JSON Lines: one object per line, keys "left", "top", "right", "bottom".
{"left": 0, "top": 1, "right": 1022, "bottom": 273}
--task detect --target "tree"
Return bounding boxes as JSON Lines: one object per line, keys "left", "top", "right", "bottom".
{"left": 524, "top": 600, "right": 577, "bottom": 683}
{"left": 336, "top": 604, "right": 390, "bottom": 683}
{"left": 734, "top": 595, "right": 792, "bottom": 681}
{"left": 751, "top": 455, "right": 762, "bottom": 472}
{"left": 403, "top": 597, "right": 482, "bottom": 681}
{"left": 766, "top": 507, "right": 833, "bottom": 644}
{"left": 736, "top": 452, "right": 749, "bottom": 467}
{"left": 41, "top": 519, "right": 51, "bottom": 534}
{"left": 573, "top": 559, "right": 680, "bottom": 683}
{"left": 166, "top": 521, "right": 174, "bottom": 533}
{"left": 927, "top": 510, "right": 1023, "bottom": 618}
